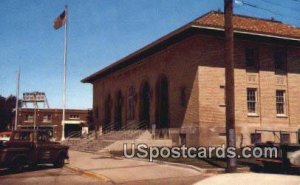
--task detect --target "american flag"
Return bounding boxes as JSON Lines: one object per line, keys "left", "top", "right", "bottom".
{"left": 53, "top": 10, "right": 66, "bottom": 30}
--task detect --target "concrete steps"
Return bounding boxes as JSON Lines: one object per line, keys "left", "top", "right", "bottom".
{"left": 63, "top": 130, "right": 148, "bottom": 153}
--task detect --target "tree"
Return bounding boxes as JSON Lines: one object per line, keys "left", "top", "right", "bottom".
{"left": 0, "top": 95, "right": 22, "bottom": 131}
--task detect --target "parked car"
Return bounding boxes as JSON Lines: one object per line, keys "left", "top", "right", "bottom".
{"left": 0, "top": 132, "right": 12, "bottom": 143}
{"left": 0, "top": 129, "right": 69, "bottom": 172}
{"left": 255, "top": 142, "right": 300, "bottom": 171}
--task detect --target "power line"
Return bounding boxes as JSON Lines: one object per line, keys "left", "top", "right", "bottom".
{"left": 236, "top": 0, "right": 300, "bottom": 21}
{"left": 259, "top": 0, "right": 300, "bottom": 12}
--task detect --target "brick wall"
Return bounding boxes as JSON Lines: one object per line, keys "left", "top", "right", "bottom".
{"left": 17, "top": 108, "right": 90, "bottom": 140}
{"left": 92, "top": 32, "right": 300, "bottom": 147}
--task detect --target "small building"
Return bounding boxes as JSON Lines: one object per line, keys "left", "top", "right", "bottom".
{"left": 16, "top": 108, "right": 92, "bottom": 140}
{"left": 82, "top": 11, "right": 300, "bottom": 147}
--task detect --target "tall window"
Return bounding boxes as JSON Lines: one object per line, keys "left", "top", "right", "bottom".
{"left": 245, "top": 48, "right": 258, "bottom": 69}
{"left": 43, "top": 114, "right": 51, "bottom": 122}
{"left": 179, "top": 86, "right": 187, "bottom": 107}
{"left": 247, "top": 88, "right": 257, "bottom": 114}
{"left": 274, "top": 50, "right": 287, "bottom": 72}
{"left": 127, "top": 87, "right": 135, "bottom": 120}
{"left": 25, "top": 114, "right": 34, "bottom": 122}
{"left": 250, "top": 133, "right": 261, "bottom": 144}
{"left": 280, "top": 133, "right": 290, "bottom": 144}
{"left": 276, "top": 90, "right": 286, "bottom": 115}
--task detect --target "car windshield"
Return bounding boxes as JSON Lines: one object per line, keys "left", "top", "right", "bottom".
{"left": 12, "top": 131, "right": 33, "bottom": 141}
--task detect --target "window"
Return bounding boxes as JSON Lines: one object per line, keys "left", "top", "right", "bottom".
{"left": 179, "top": 134, "right": 187, "bottom": 145}
{"left": 247, "top": 88, "right": 257, "bottom": 114}
{"left": 251, "top": 133, "right": 261, "bottom": 144}
{"left": 12, "top": 131, "right": 33, "bottom": 141}
{"left": 274, "top": 50, "right": 287, "bottom": 72}
{"left": 280, "top": 133, "right": 290, "bottom": 144}
{"left": 276, "top": 90, "right": 286, "bottom": 115}
{"left": 43, "top": 114, "right": 51, "bottom": 122}
{"left": 179, "top": 86, "right": 187, "bottom": 107}
{"left": 127, "top": 86, "right": 135, "bottom": 120}
{"left": 37, "top": 132, "right": 50, "bottom": 142}
{"left": 69, "top": 114, "right": 79, "bottom": 119}
{"left": 25, "top": 114, "right": 34, "bottom": 122}
{"left": 245, "top": 48, "right": 258, "bottom": 69}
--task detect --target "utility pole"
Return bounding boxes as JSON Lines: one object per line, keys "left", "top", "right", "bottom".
{"left": 14, "top": 68, "right": 20, "bottom": 131}
{"left": 224, "top": 0, "right": 237, "bottom": 173}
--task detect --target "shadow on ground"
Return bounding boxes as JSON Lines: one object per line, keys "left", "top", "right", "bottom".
{"left": 250, "top": 165, "right": 300, "bottom": 175}
{"left": 0, "top": 164, "right": 56, "bottom": 176}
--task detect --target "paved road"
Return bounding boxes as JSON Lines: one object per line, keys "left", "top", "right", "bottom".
{"left": 0, "top": 166, "right": 104, "bottom": 185}
{"left": 0, "top": 150, "right": 216, "bottom": 185}
{"left": 68, "top": 150, "right": 209, "bottom": 184}
{"left": 0, "top": 165, "right": 211, "bottom": 185}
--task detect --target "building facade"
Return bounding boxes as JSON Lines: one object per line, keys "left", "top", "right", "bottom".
{"left": 16, "top": 108, "right": 91, "bottom": 140}
{"left": 82, "top": 11, "right": 300, "bottom": 147}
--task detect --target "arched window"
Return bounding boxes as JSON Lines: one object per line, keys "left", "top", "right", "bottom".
{"left": 127, "top": 86, "right": 136, "bottom": 121}
{"left": 104, "top": 94, "right": 112, "bottom": 133}
{"left": 114, "top": 90, "right": 123, "bottom": 130}
{"left": 139, "top": 81, "right": 151, "bottom": 129}
{"left": 155, "top": 75, "right": 169, "bottom": 129}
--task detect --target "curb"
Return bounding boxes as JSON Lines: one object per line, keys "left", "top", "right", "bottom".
{"left": 114, "top": 156, "right": 250, "bottom": 174}
{"left": 65, "top": 165, "right": 113, "bottom": 183}
{"left": 203, "top": 167, "right": 250, "bottom": 174}
{"left": 152, "top": 159, "right": 207, "bottom": 173}
{"left": 114, "top": 156, "right": 206, "bottom": 173}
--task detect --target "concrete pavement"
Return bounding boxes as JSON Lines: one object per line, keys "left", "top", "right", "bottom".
{"left": 67, "top": 150, "right": 205, "bottom": 184}
{"left": 194, "top": 173, "right": 300, "bottom": 185}
{"left": 0, "top": 166, "right": 102, "bottom": 185}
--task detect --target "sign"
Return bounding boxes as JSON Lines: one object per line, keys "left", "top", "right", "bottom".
{"left": 23, "top": 92, "right": 46, "bottom": 102}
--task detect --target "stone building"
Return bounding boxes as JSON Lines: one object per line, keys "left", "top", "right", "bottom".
{"left": 82, "top": 11, "right": 300, "bottom": 147}
{"left": 16, "top": 108, "right": 91, "bottom": 140}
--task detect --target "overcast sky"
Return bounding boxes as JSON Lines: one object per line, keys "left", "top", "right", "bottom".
{"left": 0, "top": 0, "right": 299, "bottom": 109}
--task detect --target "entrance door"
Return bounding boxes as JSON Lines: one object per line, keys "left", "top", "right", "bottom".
{"left": 65, "top": 124, "right": 81, "bottom": 137}
{"left": 156, "top": 75, "right": 169, "bottom": 129}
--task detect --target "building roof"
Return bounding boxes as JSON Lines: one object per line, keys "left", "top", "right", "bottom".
{"left": 18, "top": 108, "right": 90, "bottom": 113}
{"left": 82, "top": 11, "right": 300, "bottom": 83}
{"left": 193, "top": 11, "right": 300, "bottom": 40}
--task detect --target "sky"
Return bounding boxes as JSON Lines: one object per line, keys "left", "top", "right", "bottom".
{"left": 0, "top": 0, "right": 299, "bottom": 109}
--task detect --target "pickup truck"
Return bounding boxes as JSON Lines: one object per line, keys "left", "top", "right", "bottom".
{"left": 255, "top": 142, "right": 300, "bottom": 172}
{"left": 0, "top": 129, "right": 69, "bottom": 172}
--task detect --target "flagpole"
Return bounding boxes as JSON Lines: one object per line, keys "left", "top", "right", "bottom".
{"left": 61, "top": 5, "right": 68, "bottom": 141}
{"left": 14, "top": 68, "right": 20, "bottom": 131}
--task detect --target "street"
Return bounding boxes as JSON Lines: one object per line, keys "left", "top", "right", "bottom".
{"left": 1, "top": 155, "right": 300, "bottom": 185}
{"left": 67, "top": 150, "right": 212, "bottom": 184}
{"left": 0, "top": 166, "right": 102, "bottom": 185}
{"left": 0, "top": 164, "right": 211, "bottom": 185}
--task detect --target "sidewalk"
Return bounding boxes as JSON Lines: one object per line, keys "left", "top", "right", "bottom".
{"left": 67, "top": 150, "right": 204, "bottom": 184}
{"left": 194, "top": 173, "right": 300, "bottom": 185}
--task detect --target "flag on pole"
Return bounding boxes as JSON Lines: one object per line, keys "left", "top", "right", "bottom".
{"left": 53, "top": 10, "right": 66, "bottom": 30}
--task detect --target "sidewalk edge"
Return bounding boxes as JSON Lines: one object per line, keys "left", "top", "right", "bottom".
{"left": 114, "top": 156, "right": 249, "bottom": 174}
{"left": 65, "top": 165, "right": 113, "bottom": 183}
{"left": 114, "top": 156, "right": 206, "bottom": 173}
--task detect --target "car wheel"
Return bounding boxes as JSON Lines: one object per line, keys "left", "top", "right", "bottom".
{"left": 11, "top": 158, "right": 26, "bottom": 173}
{"left": 28, "top": 163, "right": 37, "bottom": 170}
{"left": 54, "top": 154, "right": 65, "bottom": 168}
